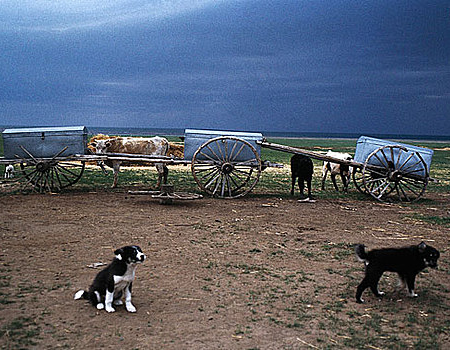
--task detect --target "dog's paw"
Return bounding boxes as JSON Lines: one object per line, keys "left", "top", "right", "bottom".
{"left": 377, "top": 291, "right": 385, "bottom": 296}
{"left": 356, "top": 298, "right": 365, "bottom": 304}
{"left": 409, "top": 292, "right": 418, "bottom": 298}
{"left": 125, "top": 303, "right": 136, "bottom": 313}
{"left": 96, "top": 303, "right": 105, "bottom": 310}
{"left": 105, "top": 305, "right": 116, "bottom": 313}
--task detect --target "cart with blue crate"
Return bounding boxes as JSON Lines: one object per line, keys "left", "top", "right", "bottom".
{"left": 351, "top": 136, "right": 433, "bottom": 202}
{"left": 184, "top": 129, "right": 281, "bottom": 198}
{"left": 1, "top": 126, "right": 89, "bottom": 193}
{"left": 258, "top": 136, "right": 433, "bottom": 202}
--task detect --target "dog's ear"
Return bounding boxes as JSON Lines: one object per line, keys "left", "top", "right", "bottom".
{"left": 418, "top": 242, "right": 427, "bottom": 252}
{"left": 114, "top": 248, "right": 124, "bottom": 260}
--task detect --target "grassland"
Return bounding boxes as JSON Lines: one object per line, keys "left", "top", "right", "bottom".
{"left": 0, "top": 133, "right": 449, "bottom": 349}
{"left": 1, "top": 134, "right": 449, "bottom": 197}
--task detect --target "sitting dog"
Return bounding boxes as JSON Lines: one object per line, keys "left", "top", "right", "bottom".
{"left": 355, "top": 242, "right": 439, "bottom": 303}
{"left": 74, "top": 245, "right": 145, "bottom": 312}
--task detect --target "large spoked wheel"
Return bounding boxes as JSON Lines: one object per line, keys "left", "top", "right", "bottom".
{"left": 191, "top": 136, "right": 262, "bottom": 199}
{"left": 362, "top": 145, "right": 428, "bottom": 202}
{"left": 20, "top": 160, "right": 85, "bottom": 193}
{"left": 17, "top": 146, "right": 85, "bottom": 193}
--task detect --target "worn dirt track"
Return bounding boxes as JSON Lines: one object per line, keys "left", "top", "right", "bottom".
{"left": 1, "top": 191, "right": 449, "bottom": 349}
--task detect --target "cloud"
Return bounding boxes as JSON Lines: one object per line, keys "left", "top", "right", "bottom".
{"left": 0, "top": 0, "right": 222, "bottom": 32}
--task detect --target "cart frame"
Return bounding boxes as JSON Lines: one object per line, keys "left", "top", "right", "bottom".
{"left": 1, "top": 130, "right": 433, "bottom": 202}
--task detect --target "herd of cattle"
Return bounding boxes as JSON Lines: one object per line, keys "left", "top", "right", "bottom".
{"left": 87, "top": 134, "right": 352, "bottom": 198}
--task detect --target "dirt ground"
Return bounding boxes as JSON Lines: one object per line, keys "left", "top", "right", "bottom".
{"left": 0, "top": 190, "right": 449, "bottom": 349}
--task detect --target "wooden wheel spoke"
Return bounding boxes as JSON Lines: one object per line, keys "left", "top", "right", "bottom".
{"left": 373, "top": 152, "right": 388, "bottom": 168}
{"left": 367, "top": 168, "right": 388, "bottom": 178}
{"left": 198, "top": 151, "right": 218, "bottom": 163}
{"left": 364, "top": 176, "right": 387, "bottom": 185}
{"left": 402, "top": 180, "right": 422, "bottom": 195}
{"left": 52, "top": 167, "right": 63, "bottom": 191}
{"left": 397, "top": 153, "right": 414, "bottom": 171}
{"left": 233, "top": 166, "right": 253, "bottom": 177}
{"left": 403, "top": 167, "right": 425, "bottom": 176}
{"left": 376, "top": 182, "right": 392, "bottom": 199}
{"left": 220, "top": 174, "right": 227, "bottom": 197}
{"left": 198, "top": 167, "right": 219, "bottom": 180}
{"left": 230, "top": 168, "right": 252, "bottom": 184}
{"left": 202, "top": 170, "right": 221, "bottom": 188}
{"left": 230, "top": 143, "right": 246, "bottom": 162}
{"left": 379, "top": 148, "right": 392, "bottom": 168}
{"left": 211, "top": 175, "right": 223, "bottom": 195}
{"left": 214, "top": 140, "right": 226, "bottom": 162}
{"left": 401, "top": 177, "right": 424, "bottom": 190}
{"left": 234, "top": 158, "right": 259, "bottom": 166}
{"left": 204, "top": 172, "right": 221, "bottom": 189}
{"left": 225, "top": 175, "right": 233, "bottom": 197}
{"left": 56, "top": 163, "right": 82, "bottom": 178}
{"left": 395, "top": 148, "right": 404, "bottom": 168}
{"left": 400, "top": 159, "right": 423, "bottom": 173}
{"left": 371, "top": 179, "right": 388, "bottom": 194}
{"left": 227, "top": 172, "right": 241, "bottom": 189}
{"left": 223, "top": 139, "right": 229, "bottom": 162}
{"left": 228, "top": 140, "right": 239, "bottom": 162}
{"left": 205, "top": 144, "right": 222, "bottom": 162}
{"left": 397, "top": 183, "right": 410, "bottom": 202}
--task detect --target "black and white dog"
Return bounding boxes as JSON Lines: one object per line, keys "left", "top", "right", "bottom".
{"left": 355, "top": 242, "right": 439, "bottom": 303}
{"left": 74, "top": 245, "right": 146, "bottom": 313}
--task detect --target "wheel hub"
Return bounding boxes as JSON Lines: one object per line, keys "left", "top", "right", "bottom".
{"left": 36, "top": 161, "right": 51, "bottom": 172}
{"left": 221, "top": 163, "right": 234, "bottom": 175}
{"left": 388, "top": 170, "right": 402, "bottom": 183}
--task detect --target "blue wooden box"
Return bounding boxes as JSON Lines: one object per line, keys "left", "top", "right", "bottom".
{"left": 2, "top": 126, "right": 88, "bottom": 159}
{"left": 354, "top": 136, "right": 433, "bottom": 176}
{"left": 184, "top": 129, "right": 263, "bottom": 161}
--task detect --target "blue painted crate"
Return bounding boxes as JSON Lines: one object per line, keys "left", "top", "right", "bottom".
{"left": 184, "top": 129, "right": 263, "bottom": 161}
{"left": 2, "top": 126, "right": 88, "bottom": 159}
{"left": 354, "top": 136, "right": 433, "bottom": 177}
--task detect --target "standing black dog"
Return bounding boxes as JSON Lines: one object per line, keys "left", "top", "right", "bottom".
{"left": 74, "top": 245, "right": 146, "bottom": 312}
{"left": 355, "top": 242, "right": 439, "bottom": 303}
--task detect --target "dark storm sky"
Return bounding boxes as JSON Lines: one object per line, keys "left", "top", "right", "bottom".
{"left": 0, "top": 0, "right": 449, "bottom": 135}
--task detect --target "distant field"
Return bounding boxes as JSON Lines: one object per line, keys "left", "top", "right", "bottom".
{"left": 1, "top": 135, "right": 449, "bottom": 197}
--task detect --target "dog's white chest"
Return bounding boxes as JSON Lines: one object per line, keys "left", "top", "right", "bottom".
{"left": 113, "top": 266, "right": 136, "bottom": 291}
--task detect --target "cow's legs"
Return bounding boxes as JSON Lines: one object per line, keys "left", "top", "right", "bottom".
{"left": 306, "top": 179, "right": 312, "bottom": 199}
{"left": 291, "top": 175, "right": 296, "bottom": 195}
{"left": 321, "top": 164, "right": 329, "bottom": 190}
{"left": 155, "top": 163, "right": 168, "bottom": 188}
{"left": 112, "top": 161, "right": 120, "bottom": 188}
{"left": 331, "top": 174, "right": 339, "bottom": 191}
{"left": 340, "top": 171, "right": 349, "bottom": 192}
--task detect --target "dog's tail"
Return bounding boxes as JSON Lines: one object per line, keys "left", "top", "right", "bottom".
{"left": 355, "top": 244, "right": 369, "bottom": 263}
{"left": 74, "top": 290, "right": 89, "bottom": 300}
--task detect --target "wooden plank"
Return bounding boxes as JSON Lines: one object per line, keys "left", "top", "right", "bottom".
{"left": 257, "top": 140, "right": 362, "bottom": 168}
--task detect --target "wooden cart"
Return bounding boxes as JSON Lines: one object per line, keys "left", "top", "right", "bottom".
{"left": 258, "top": 136, "right": 433, "bottom": 203}
{"left": 1, "top": 127, "right": 433, "bottom": 202}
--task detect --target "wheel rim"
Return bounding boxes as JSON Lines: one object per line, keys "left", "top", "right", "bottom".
{"left": 191, "top": 136, "right": 262, "bottom": 198}
{"left": 352, "top": 167, "right": 367, "bottom": 194}
{"left": 362, "top": 145, "right": 428, "bottom": 202}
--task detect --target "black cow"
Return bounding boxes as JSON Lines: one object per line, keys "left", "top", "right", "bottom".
{"left": 290, "top": 154, "right": 314, "bottom": 199}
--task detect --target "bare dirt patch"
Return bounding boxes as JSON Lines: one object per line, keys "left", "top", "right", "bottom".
{"left": 1, "top": 191, "right": 449, "bottom": 349}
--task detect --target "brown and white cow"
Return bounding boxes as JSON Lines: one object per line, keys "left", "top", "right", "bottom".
{"left": 90, "top": 136, "right": 169, "bottom": 188}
